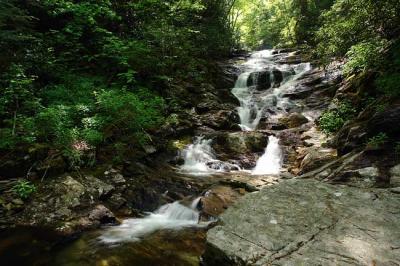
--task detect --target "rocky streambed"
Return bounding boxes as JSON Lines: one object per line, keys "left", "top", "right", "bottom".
{"left": 1, "top": 49, "right": 400, "bottom": 265}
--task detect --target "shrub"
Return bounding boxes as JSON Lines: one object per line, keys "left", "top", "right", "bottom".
{"left": 367, "top": 132, "right": 389, "bottom": 149}
{"left": 343, "top": 40, "right": 387, "bottom": 76}
{"left": 12, "top": 180, "right": 36, "bottom": 200}
{"left": 319, "top": 100, "right": 357, "bottom": 134}
{"left": 95, "top": 88, "right": 165, "bottom": 144}
{"left": 319, "top": 111, "right": 344, "bottom": 134}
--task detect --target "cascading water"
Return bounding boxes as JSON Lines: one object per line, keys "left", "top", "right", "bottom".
{"left": 99, "top": 198, "right": 203, "bottom": 244}
{"left": 252, "top": 136, "right": 282, "bottom": 175}
{"left": 232, "top": 50, "right": 311, "bottom": 131}
{"left": 180, "top": 137, "right": 241, "bottom": 175}
{"left": 180, "top": 137, "right": 216, "bottom": 175}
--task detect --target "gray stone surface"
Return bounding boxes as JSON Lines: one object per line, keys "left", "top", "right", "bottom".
{"left": 204, "top": 179, "right": 400, "bottom": 265}
{"left": 390, "top": 164, "right": 400, "bottom": 187}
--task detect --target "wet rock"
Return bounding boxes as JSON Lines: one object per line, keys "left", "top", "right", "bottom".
{"left": 272, "top": 69, "right": 283, "bottom": 87}
{"left": 282, "top": 84, "right": 314, "bottom": 99}
{"left": 83, "top": 175, "right": 115, "bottom": 199}
{"left": 200, "top": 186, "right": 242, "bottom": 218}
{"left": 390, "top": 164, "right": 400, "bottom": 187}
{"left": 216, "top": 62, "right": 241, "bottom": 91}
{"left": 5, "top": 174, "right": 119, "bottom": 235}
{"left": 108, "top": 193, "right": 127, "bottom": 209}
{"left": 204, "top": 179, "right": 400, "bottom": 265}
{"left": 279, "top": 113, "right": 309, "bottom": 128}
{"left": 299, "top": 148, "right": 337, "bottom": 174}
{"left": 248, "top": 71, "right": 271, "bottom": 90}
{"left": 197, "top": 101, "right": 219, "bottom": 113}
{"left": 218, "top": 179, "right": 259, "bottom": 192}
{"left": 212, "top": 132, "right": 268, "bottom": 161}
{"left": 276, "top": 54, "right": 303, "bottom": 64}
{"left": 199, "top": 110, "right": 240, "bottom": 130}
{"left": 60, "top": 176, "right": 86, "bottom": 208}
{"left": 88, "top": 205, "right": 116, "bottom": 224}
{"left": 206, "top": 161, "right": 241, "bottom": 172}
{"left": 263, "top": 95, "right": 278, "bottom": 107}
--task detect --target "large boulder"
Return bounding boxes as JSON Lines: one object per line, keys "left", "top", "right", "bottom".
{"left": 203, "top": 179, "right": 400, "bottom": 265}
{"left": 278, "top": 113, "right": 309, "bottom": 128}
{"left": 199, "top": 110, "right": 240, "bottom": 130}
{"left": 298, "top": 148, "right": 337, "bottom": 174}
{"left": 213, "top": 131, "right": 268, "bottom": 156}
{"left": 248, "top": 71, "right": 272, "bottom": 91}
{"left": 199, "top": 186, "right": 243, "bottom": 219}
{"left": 3, "top": 175, "right": 118, "bottom": 235}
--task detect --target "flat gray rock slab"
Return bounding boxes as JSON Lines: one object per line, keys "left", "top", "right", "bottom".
{"left": 204, "top": 179, "right": 400, "bottom": 265}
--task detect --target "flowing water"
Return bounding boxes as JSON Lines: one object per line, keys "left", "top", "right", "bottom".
{"left": 99, "top": 198, "right": 204, "bottom": 244}
{"left": 0, "top": 49, "right": 312, "bottom": 265}
{"left": 232, "top": 52, "right": 311, "bottom": 131}
{"left": 0, "top": 199, "right": 208, "bottom": 266}
{"left": 180, "top": 137, "right": 241, "bottom": 175}
{"left": 252, "top": 136, "right": 282, "bottom": 175}
{"left": 182, "top": 50, "right": 311, "bottom": 175}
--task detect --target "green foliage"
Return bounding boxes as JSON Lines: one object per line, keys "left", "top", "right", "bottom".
{"left": 367, "top": 133, "right": 389, "bottom": 149}
{"left": 12, "top": 180, "right": 36, "bottom": 200}
{"left": 343, "top": 40, "right": 387, "bottom": 76}
{"left": 0, "top": 0, "right": 236, "bottom": 167}
{"left": 375, "top": 41, "right": 400, "bottom": 97}
{"left": 319, "top": 100, "right": 357, "bottom": 134}
{"left": 316, "top": 0, "right": 400, "bottom": 59}
{"left": 232, "top": 0, "right": 334, "bottom": 48}
{"left": 95, "top": 88, "right": 165, "bottom": 144}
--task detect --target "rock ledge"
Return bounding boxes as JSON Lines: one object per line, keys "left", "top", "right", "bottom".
{"left": 203, "top": 179, "right": 400, "bottom": 265}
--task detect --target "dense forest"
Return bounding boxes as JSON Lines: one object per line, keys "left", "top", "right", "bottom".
{"left": 1, "top": 0, "right": 400, "bottom": 265}
{"left": 0, "top": 0, "right": 236, "bottom": 166}
{"left": 1, "top": 0, "right": 399, "bottom": 170}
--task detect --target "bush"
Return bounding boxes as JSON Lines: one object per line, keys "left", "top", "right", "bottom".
{"left": 12, "top": 180, "right": 36, "bottom": 200}
{"left": 343, "top": 40, "right": 387, "bottom": 76}
{"left": 95, "top": 88, "right": 164, "bottom": 144}
{"left": 367, "top": 133, "right": 389, "bottom": 149}
{"left": 319, "top": 100, "right": 357, "bottom": 134}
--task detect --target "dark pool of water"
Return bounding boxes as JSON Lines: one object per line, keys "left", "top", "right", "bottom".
{"left": 0, "top": 227, "right": 206, "bottom": 266}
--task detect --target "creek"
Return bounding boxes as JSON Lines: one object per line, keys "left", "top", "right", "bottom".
{"left": 0, "top": 49, "right": 313, "bottom": 266}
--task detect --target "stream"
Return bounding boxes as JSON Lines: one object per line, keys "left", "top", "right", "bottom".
{"left": 0, "top": 49, "right": 313, "bottom": 266}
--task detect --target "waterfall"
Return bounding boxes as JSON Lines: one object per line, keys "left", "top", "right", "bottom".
{"left": 180, "top": 137, "right": 216, "bottom": 175}
{"left": 252, "top": 136, "right": 282, "bottom": 175}
{"left": 99, "top": 198, "right": 203, "bottom": 244}
{"left": 180, "top": 137, "right": 241, "bottom": 175}
{"left": 231, "top": 49, "right": 312, "bottom": 131}
{"left": 250, "top": 50, "right": 273, "bottom": 58}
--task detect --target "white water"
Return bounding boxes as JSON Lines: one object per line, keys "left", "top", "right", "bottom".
{"left": 180, "top": 137, "right": 216, "bottom": 175}
{"left": 99, "top": 198, "right": 203, "bottom": 244}
{"left": 180, "top": 137, "right": 241, "bottom": 175}
{"left": 252, "top": 136, "right": 283, "bottom": 175}
{"left": 232, "top": 50, "right": 311, "bottom": 131}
